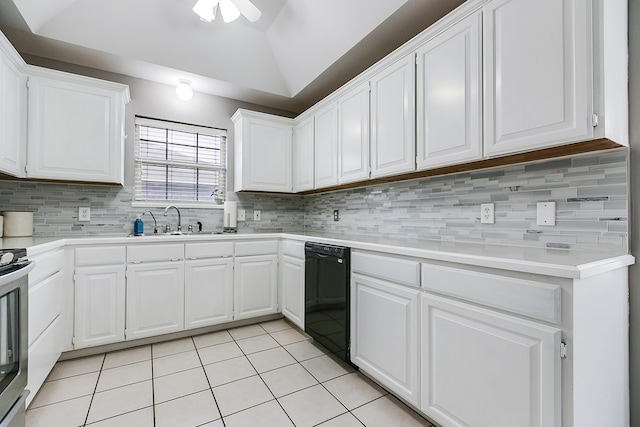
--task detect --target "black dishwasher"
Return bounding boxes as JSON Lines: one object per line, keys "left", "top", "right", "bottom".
{"left": 304, "top": 242, "right": 351, "bottom": 364}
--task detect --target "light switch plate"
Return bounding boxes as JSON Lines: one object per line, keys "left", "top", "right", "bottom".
{"left": 537, "top": 202, "right": 556, "bottom": 226}
{"left": 253, "top": 210, "right": 261, "bottom": 221}
{"left": 79, "top": 207, "right": 91, "bottom": 222}
{"left": 237, "top": 209, "right": 246, "bottom": 221}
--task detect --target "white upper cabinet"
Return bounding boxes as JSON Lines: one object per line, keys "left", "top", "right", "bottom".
{"left": 0, "top": 43, "right": 27, "bottom": 178}
{"left": 314, "top": 101, "right": 339, "bottom": 189}
{"left": 338, "top": 81, "right": 370, "bottom": 184}
{"left": 370, "top": 55, "right": 416, "bottom": 179}
{"left": 233, "top": 109, "right": 294, "bottom": 193}
{"left": 26, "top": 71, "right": 129, "bottom": 184}
{"left": 293, "top": 115, "right": 315, "bottom": 192}
{"left": 483, "top": 0, "right": 592, "bottom": 156}
{"left": 417, "top": 11, "right": 482, "bottom": 170}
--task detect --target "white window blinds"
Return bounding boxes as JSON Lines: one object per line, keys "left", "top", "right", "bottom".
{"left": 134, "top": 117, "right": 226, "bottom": 207}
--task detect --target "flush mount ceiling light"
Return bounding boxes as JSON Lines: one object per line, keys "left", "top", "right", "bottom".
{"left": 192, "top": 0, "right": 261, "bottom": 23}
{"left": 176, "top": 80, "right": 193, "bottom": 101}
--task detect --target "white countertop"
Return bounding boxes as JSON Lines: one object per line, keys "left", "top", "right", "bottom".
{"left": 6, "top": 231, "right": 634, "bottom": 280}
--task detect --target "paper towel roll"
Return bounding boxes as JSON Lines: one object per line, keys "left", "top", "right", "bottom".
{"left": 223, "top": 201, "right": 237, "bottom": 228}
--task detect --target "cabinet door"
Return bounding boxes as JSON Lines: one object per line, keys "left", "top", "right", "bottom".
{"left": 417, "top": 11, "right": 482, "bottom": 170}
{"left": 126, "top": 261, "right": 185, "bottom": 340}
{"left": 293, "top": 116, "right": 315, "bottom": 192}
{"left": 234, "top": 114, "right": 293, "bottom": 193}
{"left": 74, "top": 265, "right": 125, "bottom": 348}
{"left": 338, "top": 82, "right": 370, "bottom": 184}
{"left": 421, "top": 293, "right": 561, "bottom": 427}
{"left": 234, "top": 254, "right": 278, "bottom": 320}
{"left": 350, "top": 274, "right": 419, "bottom": 406}
{"left": 280, "top": 255, "right": 304, "bottom": 329}
{"left": 0, "top": 51, "right": 27, "bottom": 177}
{"left": 370, "top": 55, "right": 415, "bottom": 179}
{"left": 314, "top": 102, "right": 339, "bottom": 189}
{"left": 483, "top": 0, "right": 591, "bottom": 156}
{"left": 27, "top": 75, "right": 125, "bottom": 184}
{"left": 184, "top": 258, "right": 233, "bottom": 329}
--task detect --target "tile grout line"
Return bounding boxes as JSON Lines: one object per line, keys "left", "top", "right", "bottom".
{"left": 150, "top": 344, "right": 156, "bottom": 427}
{"left": 229, "top": 322, "right": 299, "bottom": 426}
{"left": 82, "top": 353, "right": 106, "bottom": 427}
{"left": 192, "top": 336, "right": 227, "bottom": 427}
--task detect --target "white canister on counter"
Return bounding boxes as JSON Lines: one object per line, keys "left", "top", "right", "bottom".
{"left": 3, "top": 211, "right": 33, "bottom": 237}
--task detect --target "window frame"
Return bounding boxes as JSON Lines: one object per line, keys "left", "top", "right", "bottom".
{"left": 132, "top": 116, "right": 227, "bottom": 209}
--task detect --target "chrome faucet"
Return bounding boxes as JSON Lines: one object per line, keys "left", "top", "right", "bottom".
{"left": 142, "top": 210, "right": 158, "bottom": 233}
{"left": 164, "top": 205, "right": 182, "bottom": 233}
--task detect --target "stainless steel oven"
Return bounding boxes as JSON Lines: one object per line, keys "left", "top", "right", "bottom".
{"left": 0, "top": 249, "right": 33, "bottom": 427}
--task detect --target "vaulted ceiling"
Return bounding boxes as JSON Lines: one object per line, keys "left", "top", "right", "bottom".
{"left": 0, "top": 0, "right": 465, "bottom": 113}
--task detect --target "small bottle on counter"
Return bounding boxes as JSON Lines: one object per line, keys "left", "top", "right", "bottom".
{"left": 134, "top": 214, "right": 144, "bottom": 236}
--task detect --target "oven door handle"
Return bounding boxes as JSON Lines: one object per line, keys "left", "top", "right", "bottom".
{"left": 0, "top": 390, "right": 29, "bottom": 427}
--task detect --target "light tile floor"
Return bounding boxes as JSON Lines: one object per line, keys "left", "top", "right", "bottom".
{"left": 25, "top": 319, "right": 435, "bottom": 427}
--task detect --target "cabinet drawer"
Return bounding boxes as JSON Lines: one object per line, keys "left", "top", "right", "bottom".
{"left": 29, "top": 270, "right": 63, "bottom": 346}
{"left": 76, "top": 246, "right": 125, "bottom": 266}
{"left": 127, "top": 244, "right": 183, "bottom": 263}
{"left": 281, "top": 240, "right": 304, "bottom": 259}
{"left": 29, "top": 249, "right": 64, "bottom": 285}
{"left": 185, "top": 242, "right": 234, "bottom": 259}
{"left": 234, "top": 240, "right": 278, "bottom": 256}
{"left": 352, "top": 251, "right": 420, "bottom": 287}
{"left": 421, "top": 263, "right": 561, "bottom": 323}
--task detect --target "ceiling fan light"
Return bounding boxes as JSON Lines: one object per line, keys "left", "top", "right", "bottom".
{"left": 233, "top": 0, "right": 261, "bottom": 22}
{"left": 193, "top": 0, "right": 213, "bottom": 21}
{"left": 176, "top": 80, "right": 193, "bottom": 101}
{"left": 219, "top": 0, "right": 240, "bottom": 23}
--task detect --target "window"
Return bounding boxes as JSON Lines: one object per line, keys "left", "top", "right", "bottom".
{"left": 134, "top": 117, "right": 226, "bottom": 208}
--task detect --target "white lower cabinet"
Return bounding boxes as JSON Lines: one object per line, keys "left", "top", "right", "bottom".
{"left": 126, "top": 261, "right": 185, "bottom": 340}
{"left": 420, "top": 293, "right": 561, "bottom": 427}
{"left": 234, "top": 254, "right": 278, "bottom": 320}
{"left": 185, "top": 257, "right": 234, "bottom": 329}
{"left": 280, "top": 255, "right": 305, "bottom": 329}
{"left": 74, "top": 265, "right": 125, "bottom": 348}
{"left": 350, "top": 273, "right": 420, "bottom": 406}
{"left": 27, "top": 248, "right": 68, "bottom": 407}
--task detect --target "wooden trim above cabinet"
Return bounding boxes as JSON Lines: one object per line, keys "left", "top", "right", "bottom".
{"left": 295, "top": 138, "right": 623, "bottom": 195}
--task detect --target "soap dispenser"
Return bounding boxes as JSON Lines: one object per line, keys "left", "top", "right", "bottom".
{"left": 134, "top": 214, "right": 144, "bottom": 236}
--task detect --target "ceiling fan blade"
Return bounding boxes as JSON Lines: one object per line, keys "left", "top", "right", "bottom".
{"left": 192, "top": 0, "right": 218, "bottom": 22}
{"left": 219, "top": 0, "right": 240, "bottom": 22}
{"left": 233, "top": 0, "right": 261, "bottom": 22}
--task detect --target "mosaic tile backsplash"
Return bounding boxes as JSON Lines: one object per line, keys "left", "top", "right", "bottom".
{"left": 0, "top": 184, "right": 305, "bottom": 236}
{"left": 0, "top": 149, "right": 628, "bottom": 252}
{"left": 303, "top": 149, "right": 629, "bottom": 252}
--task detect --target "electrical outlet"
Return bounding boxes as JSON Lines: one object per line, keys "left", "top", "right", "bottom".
{"left": 480, "top": 203, "right": 494, "bottom": 224}
{"left": 333, "top": 209, "right": 339, "bottom": 221}
{"left": 79, "top": 207, "right": 91, "bottom": 222}
{"left": 537, "top": 202, "right": 556, "bottom": 226}
{"left": 237, "top": 209, "right": 246, "bottom": 221}
{"left": 254, "top": 210, "right": 261, "bottom": 221}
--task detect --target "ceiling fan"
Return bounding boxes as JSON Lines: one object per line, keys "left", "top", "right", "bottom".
{"left": 192, "top": 0, "right": 262, "bottom": 23}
